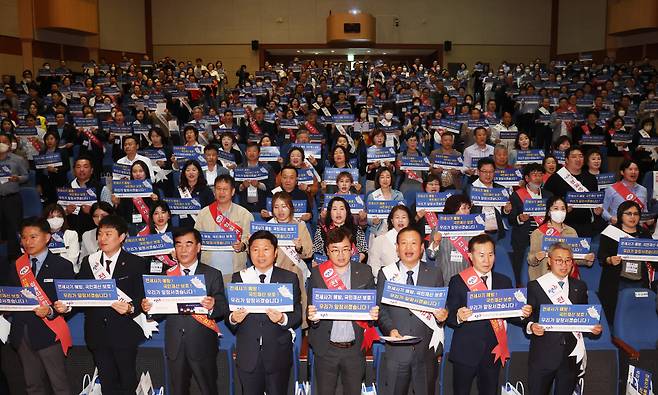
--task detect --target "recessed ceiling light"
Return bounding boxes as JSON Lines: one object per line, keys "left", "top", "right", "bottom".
{"left": 331, "top": 50, "right": 335, "bottom": 53}
{"left": 314, "top": 52, "right": 319, "bottom": 55}
{"left": 367, "top": 50, "right": 371, "bottom": 53}
{"left": 382, "top": 52, "right": 387, "bottom": 55}
{"left": 296, "top": 50, "right": 301, "bottom": 53}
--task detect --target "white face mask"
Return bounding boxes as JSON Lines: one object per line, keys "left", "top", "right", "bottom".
{"left": 384, "top": 112, "right": 393, "bottom": 121}
{"left": 550, "top": 210, "right": 566, "bottom": 224}
{"left": 0, "top": 143, "right": 8, "bottom": 153}
{"left": 47, "top": 217, "right": 64, "bottom": 231}
{"left": 618, "top": 110, "right": 626, "bottom": 116}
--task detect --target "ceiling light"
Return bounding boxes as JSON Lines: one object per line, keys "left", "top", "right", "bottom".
{"left": 349, "top": 9, "right": 360, "bottom": 15}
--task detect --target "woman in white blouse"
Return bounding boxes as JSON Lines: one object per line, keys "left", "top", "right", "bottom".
{"left": 43, "top": 204, "right": 81, "bottom": 272}
{"left": 368, "top": 205, "right": 414, "bottom": 280}
{"left": 80, "top": 201, "right": 114, "bottom": 262}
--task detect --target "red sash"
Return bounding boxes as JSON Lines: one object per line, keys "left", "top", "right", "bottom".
{"left": 244, "top": 107, "right": 262, "bottom": 135}
{"left": 318, "top": 260, "right": 379, "bottom": 350}
{"left": 166, "top": 264, "right": 219, "bottom": 333}
{"left": 15, "top": 254, "right": 72, "bottom": 355}
{"left": 582, "top": 124, "right": 590, "bottom": 136}
{"left": 515, "top": 188, "right": 545, "bottom": 225}
{"left": 611, "top": 182, "right": 645, "bottom": 209}
{"left": 458, "top": 267, "right": 509, "bottom": 366}
{"left": 537, "top": 224, "right": 580, "bottom": 279}
{"left": 209, "top": 202, "right": 243, "bottom": 240}
{"left": 305, "top": 121, "right": 320, "bottom": 135}
{"left": 81, "top": 128, "right": 104, "bottom": 150}
{"left": 448, "top": 236, "right": 470, "bottom": 262}
{"left": 132, "top": 197, "right": 151, "bottom": 236}
{"left": 424, "top": 212, "right": 438, "bottom": 241}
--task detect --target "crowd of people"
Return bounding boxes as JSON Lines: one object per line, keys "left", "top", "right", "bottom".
{"left": 0, "top": 54, "right": 657, "bottom": 394}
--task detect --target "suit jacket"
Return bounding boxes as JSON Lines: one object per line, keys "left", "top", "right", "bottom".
{"left": 307, "top": 262, "right": 375, "bottom": 357}
{"left": 161, "top": 263, "right": 229, "bottom": 361}
{"left": 227, "top": 267, "right": 302, "bottom": 373}
{"left": 527, "top": 277, "right": 588, "bottom": 370}
{"left": 77, "top": 250, "right": 147, "bottom": 349}
{"left": 377, "top": 262, "right": 445, "bottom": 359}
{"left": 446, "top": 271, "right": 520, "bottom": 367}
{"left": 509, "top": 188, "right": 553, "bottom": 244}
{"left": 465, "top": 181, "right": 508, "bottom": 239}
{"left": 8, "top": 252, "right": 75, "bottom": 351}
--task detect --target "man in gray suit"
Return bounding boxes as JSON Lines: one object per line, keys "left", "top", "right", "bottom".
{"left": 141, "top": 227, "right": 228, "bottom": 395}
{"left": 376, "top": 226, "right": 449, "bottom": 395}
{"left": 307, "top": 227, "right": 379, "bottom": 395}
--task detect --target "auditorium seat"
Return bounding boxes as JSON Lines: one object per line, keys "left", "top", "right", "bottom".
{"left": 578, "top": 258, "right": 601, "bottom": 292}
{"left": 493, "top": 245, "right": 515, "bottom": 284}
{"left": 19, "top": 187, "right": 42, "bottom": 218}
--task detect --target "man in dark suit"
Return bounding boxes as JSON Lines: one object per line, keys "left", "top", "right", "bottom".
{"left": 508, "top": 163, "right": 553, "bottom": 286}
{"left": 8, "top": 217, "right": 74, "bottom": 394}
{"left": 306, "top": 227, "right": 379, "bottom": 395}
{"left": 526, "top": 242, "right": 602, "bottom": 395}
{"left": 227, "top": 230, "right": 302, "bottom": 395}
{"left": 376, "top": 226, "right": 448, "bottom": 395}
{"left": 464, "top": 157, "right": 512, "bottom": 240}
{"left": 142, "top": 227, "right": 228, "bottom": 395}
{"left": 446, "top": 233, "right": 532, "bottom": 395}
{"left": 65, "top": 155, "right": 103, "bottom": 239}
{"left": 47, "top": 112, "right": 76, "bottom": 156}
{"left": 56, "top": 215, "right": 147, "bottom": 394}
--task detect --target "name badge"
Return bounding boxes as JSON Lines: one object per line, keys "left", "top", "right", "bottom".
{"left": 247, "top": 185, "right": 257, "bottom": 199}
{"left": 450, "top": 250, "right": 462, "bottom": 263}
{"left": 43, "top": 278, "right": 54, "bottom": 283}
{"left": 150, "top": 260, "right": 163, "bottom": 274}
{"left": 132, "top": 213, "right": 143, "bottom": 223}
{"left": 624, "top": 260, "right": 639, "bottom": 274}
{"left": 83, "top": 140, "right": 89, "bottom": 147}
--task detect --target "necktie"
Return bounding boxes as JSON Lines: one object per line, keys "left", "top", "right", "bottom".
{"left": 558, "top": 280, "right": 565, "bottom": 289}
{"left": 481, "top": 275, "right": 488, "bottom": 289}
{"left": 406, "top": 270, "right": 414, "bottom": 286}
{"left": 183, "top": 268, "right": 190, "bottom": 276}
{"left": 105, "top": 259, "right": 112, "bottom": 275}
{"left": 31, "top": 258, "right": 38, "bottom": 276}
{"left": 259, "top": 274, "right": 266, "bottom": 283}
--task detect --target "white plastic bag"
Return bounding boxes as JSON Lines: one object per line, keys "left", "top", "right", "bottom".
{"left": 79, "top": 368, "right": 102, "bottom": 395}
{"left": 501, "top": 381, "right": 525, "bottom": 395}
{"left": 135, "top": 371, "right": 153, "bottom": 395}
{"left": 361, "top": 382, "right": 377, "bottom": 395}
{"left": 573, "top": 378, "right": 584, "bottom": 395}
{"left": 295, "top": 381, "right": 311, "bottom": 395}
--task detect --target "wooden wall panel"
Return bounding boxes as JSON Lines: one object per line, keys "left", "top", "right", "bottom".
{"left": 34, "top": 0, "right": 99, "bottom": 35}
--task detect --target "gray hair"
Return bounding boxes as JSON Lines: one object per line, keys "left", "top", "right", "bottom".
{"left": 547, "top": 242, "right": 573, "bottom": 258}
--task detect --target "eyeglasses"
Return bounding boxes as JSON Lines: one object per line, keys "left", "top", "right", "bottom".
{"left": 622, "top": 211, "right": 640, "bottom": 216}
{"left": 329, "top": 248, "right": 352, "bottom": 256}
{"left": 551, "top": 258, "right": 573, "bottom": 265}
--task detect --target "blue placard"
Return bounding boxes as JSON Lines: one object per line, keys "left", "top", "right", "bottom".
{"left": 627, "top": 365, "right": 654, "bottom": 395}
{"left": 47, "top": 232, "right": 66, "bottom": 254}
{"left": 291, "top": 143, "right": 322, "bottom": 159}
{"left": 133, "top": 124, "right": 152, "bottom": 135}
{"left": 538, "top": 304, "right": 602, "bottom": 332}
{"left": 163, "top": 198, "right": 202, "bottom": 215}
{"left": 0, "top": 164, "right": 11, "bottom": 182}
{"left": 610, "top": 133, "right": 633, "bottom": 143}
{"left": 109, "top": 125, "right": 132, "bottom": 136}
{"left": 139, "top": 149, "right": 166, "bottom": 162}
{"left": 466, "top": 288, "right": 528, "bottom": 321}
{"left": 55, "top": 279, "right": 118, "bottom": 307}
{"left": 34, "top": 152, "right": 63, "bottom": 169}
{"left": 581, "top": 134, "right": 605, "bottom": 145}
{"left": 14, "top": 126, "right": 38, "bottom": 136}
{"left": 250, "top": 222, "right": 298, "bottom": 246}
{"left": 57, "top": 187, "right": 98, "bottom": 206}
{"left": 639, "top": 137, "right": 658, "bottom": 147}
{"left": 234, "top": 166, "right": 270, "bottom": 182}
{"left": 323, "top": 194, "right": 365, "bottom": 214}
{"left": 541, "top": 236, "right": 591, "bottom": 259}
{"left": 431, "top": 153, "right": 463, "bottom": 169}
{"left": 323, "top": 167, "right": 359, "bottom": 185}
{"left": 333, "top": 114, "right": 355, "bottom": 125}
{"left": 74, "top": 118, "right": 98, "bottom": 128}
{"left": 143, "top": 274, "right": 208, "bottom": 314}
{"left": 565, "top": 191, "right": 604, "bottom": 208}
{"left": 436, "top": 214, "right": 486, "bottom": 236}
{"left": 112, "top": 163, "right": 131, "bottom": 179}
{"left": 227, "top": 283, "right": 294, "bottom": 313}
{"left": 279, "top": 119, "right": 298, "bottom": 129}
{"left": 400, "top": 156, "right": 430, "bottom": 171}
{"left": 94, "top": 103, "right": 111, "bottom": 113}
{"left": 112, "top": 179, "right": 153, "bottom": 198}
{"left": 200, "top": 231, "right": 237, "bottom": 251}
{"left": 499, "top": 131, "right": 518, "bottom": 140}
{"left": 554, "top": 150, "right": 566, "bottom": 164}
{"left": 395, "top": 93, "right": 412, "bottom": 104}
{"left": 366, "top": 199, "right": 405, "bottom": 219}
{"left": 416, "top": 191, "right": 455, "bottom": 212}
{"left": 0, "top": 286, "right": 40, "bottom": 311}
{"left": 312, "top": 289, "right": 377, "bottom": 320}
{"left": 173, "top": 145, "right": 203, "bottom": 159}
{"left": 515, "top": 149, "right": 545, "bottom": 165}
{"left": 470, "top": 186, "right": 510, "bottom": 207}
{"left": 380, "top": 281, "right": 448, "bottom": 311}
{"left": 297, "top": 168, "right": 315, "bottom": 185}
{"left": 379, "top": 125, "right": 400, "bottom": 134}
{"left": 437, "top": 119, "right": 462, "bottom": 134}
{"left": 265, "top": 198, "right": 308, "bottom": 218}
{"left": 494, "top": 168, "right": 523, "bottom": 188}
{"left": 124, "top": 232, "right": 174, "bottom": 257}
{"left": 366, "top": 146, "right": 396, "bottom": 163}
{"left": 522, "top": 198, "right": 547, "bottom": 216}
{"left": 617, "top": 238, "right": 658, "bottom": 262}
{"left": 595, "top": 173, "right": 616, "bottom": 190}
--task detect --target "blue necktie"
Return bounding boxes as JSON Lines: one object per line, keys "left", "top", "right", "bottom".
{"left": 406, "top": 271, "right": 414, "bottom": 286}
{"left": 558, "top": 281, "right": 565, "bottom": 289}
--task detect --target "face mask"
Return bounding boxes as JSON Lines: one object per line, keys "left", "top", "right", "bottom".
{"left": 47, "top": 217, "right": 64, "bottom": 231}
{"left": 644, "top": 125, "right": 652, "bottom": 132}
{"left": 528, "top": 181, "right": 542, "bottom": 190}
{"left": 385, "top": 112, "right": 393, "bottom": 121}
{"left": 550, "top": 210, "right": 566, "bottom": 224}
{"left": 0, "top": 143, "right": 8, "bottom": 153}
{"left": 465, "top": 100, "right": 472, "bottom": 104}
{"left": 413, "top": 102, "right": 420, "bottom": 107}
{"left": 618, "top": 110, "right": 626, "bottom": 116}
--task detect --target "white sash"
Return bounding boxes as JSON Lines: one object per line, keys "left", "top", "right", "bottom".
{"left": 178, "top": 187, "right": 198, "bottom": 222}
{"left": 538, "top": 107, "right": 550, "bottom": 115}
{"left": 70, "top": 179, "right": 83, "bottom": 215}
{"left": 536, "top": 273, "right": 587, "bottom": 376}
{"left": 384, "top": 228, "right": 398, "bottom": 247}
{"left": 88, "top": 251, "right": 158, "bottom": 338}
{"left": 335, "top": 125, "right": 356, "bottom": 154}
{"left": 268, "top": 218, "right": 310, "bottom": 279}
{"left": 303, "top": 160, "right": 322, "bottom": 183}
{"left": 601, "top": 224, "right": 633, "bottom": 242}
{"left": 653, "top": 172, "right": 658, "bottom": 201}
{"left": 639, "top": 130, "right": 651, "bottom": 139}
{"left": 557, "top": 167, "right": 589, "bottom": 193}
{"left": 381, "top": 262, "right": 444, "bottom": 352}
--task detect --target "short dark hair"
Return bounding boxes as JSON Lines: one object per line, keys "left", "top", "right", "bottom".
{"left": 325, "top": 226, "right": 352, "bottom": 249}
{"left": 564, "top": 145, "right": 583, "bottom": 159}
{"left": 20, "top": 216, "right": 51, "bottom": 234}
{"left": 386, "top": 205, "right": 413, "bottom": 230}
{"left": 522, "top": 163, "right": 544, "bottom": 178}
{"left": 249, "top": 230, "right": 278, "bottom": 249}
{"left": 98, "top": 215, "right": 128, "bottom": 236}
{"left": 90, "top": 201, "right": 114, "bottom": 216}
{"left": 172, "top": 227, "right": 201, "bottom": 244}
{"left": 443, "top": 194, "right": 472, "bottom": 214}
{"left": 468, "top": 233, "right": 495, "bottom": 253}
{"left": 396, "top": 226, "right": 422, "bottom": 244}
{"left": 213, "top": 173, "right": 235, "bottom": 188}
{"left": 477, "top": 156, "right": 495, "bottom": 170}
{"left": 203, "top": 144, "right": 218, "bottom": 154}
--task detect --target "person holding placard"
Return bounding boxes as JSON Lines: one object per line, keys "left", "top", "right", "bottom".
{"left": 116, "top": 135, "right": 155, "bottom": 180}
{"left": 601, "top": 159, "right": 647, "bottom": 224}
{"left": 42, "top": 204, "right": 80, "bottom": 269}
{"left": 227, "top": 230, "right": 301, "bottom": 395}
{"left": 464, "top": 157, "right": 512, "bottom": 240}
{"left": 376, "top": 226, "right": 448, "bottom": 395}
{"left": 112, "top": 160, "right": 159, "bottom": 236}
{"left": 202, "top": 144, "right": 230, "bottom": 187}
{"left": 56, "top": 215, "right": 147, "bottom": 394}
{"left": 526, "top": 242, "right": 602, "bottom": 395}
{"left": 80, "top": 201, "right": 114, "bottom": 260}
{"left": 364, "top": 129, "right": 395, "bottom": 194}
{"left": 236, "top": 142, "right": 274, "bottom": 213}
{"left": 175, "top": 159, "right": 214, "bottom": 228}
{"left": 0, "top": 133, "right": 29, "bottom": 260}
{"left": 461, "top": 127, "right": 494, "bottom": 177}
{"left": 598, "top": 200, "right": 655, "bottom": 323}
{"left": 429, "top": 132, "right": 463, "bottom": 191}
{"left": 7, "top": 217, "right": 74, "bottom": 395}
{"left": 195, "top": 174, "right": 253, "bottom": 281}
{"left": 65, "top": 155, "right": 104, "bottom": 239}
{"left": 446, "top": 234, "right": 532, "bottom": 395}
{"left": 368, "top": 205, "right": 414, "bottom": 279}
{"left": 396, "top": 133, "right": 428, "bottom": 201}
{"left": 314, "top": 196, "right": 368, "bottom": 264}
{"left": 366, "top": 167, "right": 404, "bottom": 239}
{"left": 36, "top": 130, "right": 69, "bottom": 205}
{"left": 141, "top": 227, "right": 228, "bottom": 395}
{"left": 307, "top": 226, "right": 379, "bottom": 395}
